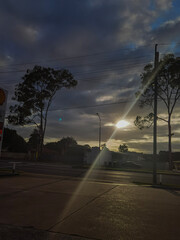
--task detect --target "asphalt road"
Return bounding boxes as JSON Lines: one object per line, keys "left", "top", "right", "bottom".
{"left": 1, "top": 160, "right": 180, "bottom": 186}
{"left": 0, "top": 172, "right": 180, "bottom": 240}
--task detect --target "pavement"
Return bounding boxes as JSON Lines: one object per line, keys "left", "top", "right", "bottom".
{"left": 0, "top": 172, "right": 180, "bottom": 240}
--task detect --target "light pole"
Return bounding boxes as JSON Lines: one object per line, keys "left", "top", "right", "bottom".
{"left": 153, "top": 44, "right": 159, "bottom": 184}
{"left": 96, "top": 113, "right": 101, "bottom": 151}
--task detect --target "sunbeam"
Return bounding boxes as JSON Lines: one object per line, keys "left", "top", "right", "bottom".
{"left": 54, "top": 57, "right": 167, "bottom": 229}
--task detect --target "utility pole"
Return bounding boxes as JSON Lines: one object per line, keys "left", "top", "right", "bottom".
{"left": 96, "top": 113, "right": 101, "bottom": 151}
{"left": 153, "top": 44, "right": 159, "bottom": 185}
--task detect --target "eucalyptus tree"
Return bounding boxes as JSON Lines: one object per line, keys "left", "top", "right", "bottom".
{"left": 134, "top": 54, "right": 180, "bottom": 169}
{"left": 8, "top": 65, "right": 77, "bottom": 157}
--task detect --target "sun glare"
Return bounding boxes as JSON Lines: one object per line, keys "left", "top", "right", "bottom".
{"left": 116, "top": 120, "right": 129, "bottom": 128}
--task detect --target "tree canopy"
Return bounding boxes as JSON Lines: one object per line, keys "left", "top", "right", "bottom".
{"left": 118, "top": 144, "right": 128, "bottom": 153}
{"left": 134, "top": 54, "right": 180, "bottom": 169}
{"left": 136, "top": 54, "right": 180, "bottom": 110}
{"left": 2, "top": 128, "right": 27, "bottom": 152}
{"left": 8, "top": 65, "right": 77, "bottom": 156}
{"left": 45, "top": 137, "right": 77, "bottom": 154}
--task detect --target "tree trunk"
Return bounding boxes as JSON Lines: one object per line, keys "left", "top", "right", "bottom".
{"left": 38, "top": 108, "right": 44, "bottom": 161}
{"left": 39, "top": 126, "right": 44, "bottom": 160}
{"left": 168, "top": 116, "right": 173, "bottom": 170}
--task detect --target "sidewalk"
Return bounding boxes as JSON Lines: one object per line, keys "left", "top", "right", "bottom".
{"left": 0, "top": 173, "right": 180, "bottom": 240}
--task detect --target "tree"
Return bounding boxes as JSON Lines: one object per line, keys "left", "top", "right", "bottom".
{"left": 83, "top": 144, "right": 91, "bottom": 149}
{"left": 58, "top": 137, "right": 77, "bottom": 155}
{"left": 101, "top": 143, "right": 106, "bottom": 150}
{"left": 134, "top": 54, "right": 180, "bottom": 169}
{"left": 28, "top": 129, "right": 40, "bottom": 150}
{"left": 2, "top": 128, "right": 28, "bottom": 152}
{"left": 118, "top": 144, "right": 128, "bottom": 153}
{"left": 8, "top": 65, "right": 77, "bottom": 158}
{"left": 45, "top": 136, "right": 77, "bottom": 155}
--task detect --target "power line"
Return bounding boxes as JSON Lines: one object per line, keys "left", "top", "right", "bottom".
{"left": 72, "top": 62, "right": 149, "bottom": 77}
{"left": 0, "top": 42, "right": 179, "bottom": 70}
{"left": 0, "top": 44, "right": 155, "bottom": 69}
{"left": 0, "top": 57, "right": 151, "bottom": 75}
{"left": 1, "top": 50, "right": 179, "bottom": 85}
{"left": 0, "top": 47, "right": 134, "bottom": 69}
{"left": 49, "top": 99, "right": 133, "bottom": 111}
{"left": 4, "top": 100, "right": 133, "bottom": 118}
{"left": 49, "top": 54, "right": 154, "bottom": 68}
{"left": 2, "top": 49, "right": 180, "bottom": 75}
{"left": 6, "top": 96, "right": 180, "bottom": 116}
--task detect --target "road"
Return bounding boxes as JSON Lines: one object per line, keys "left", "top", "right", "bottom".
{"left": 0, "top": 170, "right": 180, "bottom": 240}
{"left": 1, "top": 160, "right": 180, "bottom": 186}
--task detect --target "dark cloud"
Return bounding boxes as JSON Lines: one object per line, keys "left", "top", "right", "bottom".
{"left": 1, "top": 0, "right": 180, "bottom": 153}
{"left": 152, "top": 17, "right": 180, "bottom": 44}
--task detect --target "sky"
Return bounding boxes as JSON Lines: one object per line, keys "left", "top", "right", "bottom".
{"left": 1, "top": 0, "right": 180, "bottom": 153}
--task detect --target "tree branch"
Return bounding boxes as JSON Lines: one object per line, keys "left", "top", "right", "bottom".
{"left": 157, "top": 94, "right": 168, "bottom": 109}
{"left": 170, "top": 88, "right": 180, "bottom": 115}
{"left": 157, "top": 116, "right": 168, "bottom": 123}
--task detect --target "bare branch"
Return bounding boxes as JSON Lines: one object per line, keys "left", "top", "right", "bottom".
{"left": 157, "top": 93, "right": 168, "bottom": 109}
{"left": 157, "top": 116, "right": 168, "bottom": 123}
{"left": 170, "top": 88, "right": 180, "bottom": 115}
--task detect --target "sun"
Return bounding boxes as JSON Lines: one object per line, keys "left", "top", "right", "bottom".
{"left": 116, "top": 120, "right": 129, "bottom": 128}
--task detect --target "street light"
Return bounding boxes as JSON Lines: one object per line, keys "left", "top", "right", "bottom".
{"left": 96, "top": 113, "right": 101, "bottom": 151}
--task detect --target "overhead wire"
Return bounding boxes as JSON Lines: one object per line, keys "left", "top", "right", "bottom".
{"left": 0, "top": 42, "right": 179, "bottom": 72}
{"left": 2, "top": 42, "right": 180, "bottom": 122}
{"left": 0, "top": 44, "right": 156, "bottom": 69}
{"left": 0, "top": 53, "right": 153, "bottom": 73}
{"left": 1, "top": 45, "right": 179, "bottom": 102}
{"left": 0, "top": 41, "right": 179, "bottom": 70}
{"left": 0, "top": 56, "right": 153, "bottom": 74}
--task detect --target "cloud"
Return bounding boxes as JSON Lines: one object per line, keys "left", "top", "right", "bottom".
{"left": 104, "top": 123, "right": 115, "bottom": 127}
{"left": 152, "top": 16, "right": 180, "bottom": 43}
{"left": 96, "top": 95, "right": 114, "bottom": 103}
{"left": 1, "top": 0, "right": 180, "bottom": 153}
{"left": 155, "top": 0, "right": 173, "bottom": 11}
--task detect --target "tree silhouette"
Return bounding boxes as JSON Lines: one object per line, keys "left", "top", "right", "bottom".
{"left": 46, "top": 136, "right": 77, "bottom": 155}
{"left": 8, "top": 66, "right": 77, "bottom": 158}
{"left": 2, "top": 128, "right": 27, "bottom": 152}
{"left": 28, "top": 129, "right": 40, "bottom": 150}
{"left": 135, "top": 54, "right": 180, "bottom": 169}
{"left": 118, "top": 144, "right": 128, "bottom": 153}
{"left": 58, "top": 137, "right": 77, "bottom": 155}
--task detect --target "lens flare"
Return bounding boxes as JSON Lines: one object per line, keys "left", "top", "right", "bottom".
{"left": 53, "top": 57, "right": 167, "bottom": 231}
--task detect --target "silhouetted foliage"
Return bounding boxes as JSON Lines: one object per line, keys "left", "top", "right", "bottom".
{"left": 58, "top": 137, "right": 77, "bottom": 155}
{"left": 28, "top": 129, "right": 40, "bottom": 150}
{"left": 2, "top": 128, "right": 27, "bottom": 152}
{"left": 134, "top": 113, "right": 154, "bottom": 130}
{"left": 45, "top": 137, "right": 90, "bottom": 164}
{"left": 45, "top": 137, "right": 77, "bottom": 154}
{"left": 135, "top": 54, "right": 180, "bottom": 169}
{"left": 118, "top": 144, "right": 128, "bottom": 153}
{"left": 83, "top": 144, "right": 91, "bottom": 150}
{"left": 8, "top": 65, "right": 77, "bottom": 158}
{"left": 45, "top": 142, "right": 59, "bottom": 152}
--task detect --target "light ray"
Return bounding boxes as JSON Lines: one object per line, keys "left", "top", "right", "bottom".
{"left": 54, "top": 56, "right": 167, "bottom": 229}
